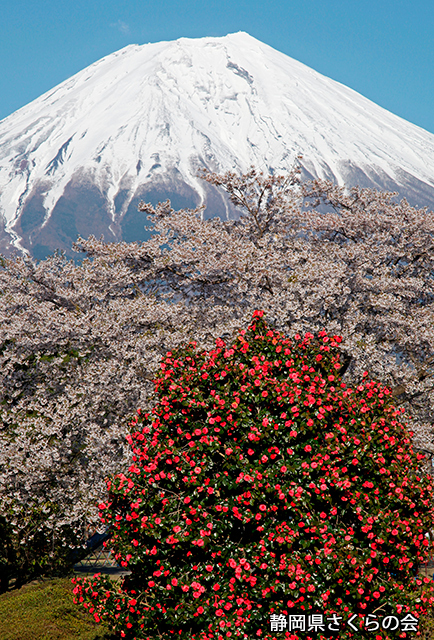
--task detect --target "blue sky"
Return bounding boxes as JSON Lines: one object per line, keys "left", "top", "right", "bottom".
{"left": 2, "top": 0, "right": 434, "bottom": 134}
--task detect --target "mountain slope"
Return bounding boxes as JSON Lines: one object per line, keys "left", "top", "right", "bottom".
{"left": 1, "top": 32, "right": 434, "bottom": 257}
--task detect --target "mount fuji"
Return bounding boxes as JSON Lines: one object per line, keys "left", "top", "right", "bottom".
{"left": 1, "top": 32, "right": 434, "bottom": 258}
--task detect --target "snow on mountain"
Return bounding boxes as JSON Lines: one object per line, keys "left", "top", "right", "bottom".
{"left": 1, "top": 31, "right": 434, "bottom": 258}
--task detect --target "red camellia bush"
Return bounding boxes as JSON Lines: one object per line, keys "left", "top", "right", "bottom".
{"left": 72, "top": 311, "right": 434, "bottom": 639}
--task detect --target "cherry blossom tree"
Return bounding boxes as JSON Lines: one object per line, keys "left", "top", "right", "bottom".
{"left": 139, "top": 166, "right": 434, "bottom": 456}
{"left": 1, "top": 164, "right": 433, "bottom": 587}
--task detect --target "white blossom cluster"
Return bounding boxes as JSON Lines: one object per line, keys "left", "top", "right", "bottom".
{"left": 1, "top": 165, "right": 433, "bottom": 566}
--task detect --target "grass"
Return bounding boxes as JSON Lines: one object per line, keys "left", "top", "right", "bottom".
{"left": 0, "top": 577, "right": 117, "bottom": 640}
